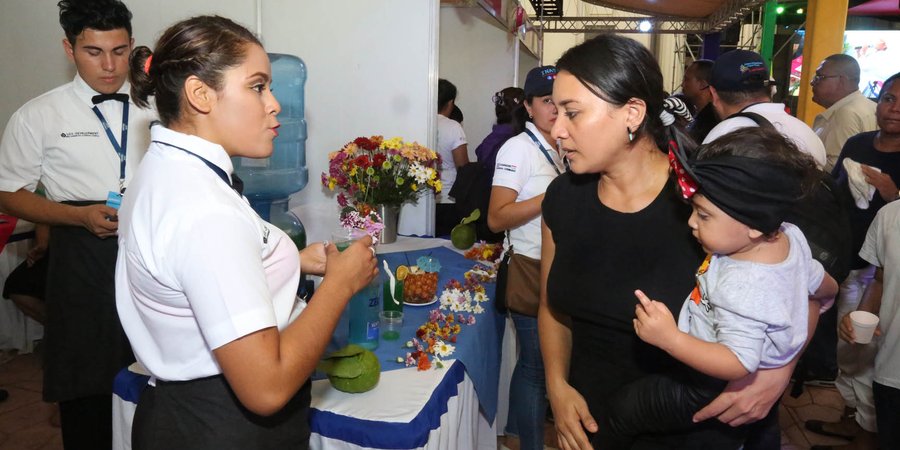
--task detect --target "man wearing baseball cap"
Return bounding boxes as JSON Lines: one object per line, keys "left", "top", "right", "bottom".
{"left": 703, "top": 49, "right": 827, "bottom": 169}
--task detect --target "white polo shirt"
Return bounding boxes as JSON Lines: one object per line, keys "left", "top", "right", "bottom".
{"left": 436, "top": 114, "right": 467, "bottom": 203}
{"left": 812, "top": 91, "right": 878, "bottom": 172}
{"left": 0, "top": 74, "right": 156, "bottom": 201}
{"left": 492, "top": 122, "right": 564, "bottom": 259}
{"left": 703, "top": 103, "right": 827, "bottom": 169}
{"left": 116, "top": 125, "right": 301, "bottom": 382}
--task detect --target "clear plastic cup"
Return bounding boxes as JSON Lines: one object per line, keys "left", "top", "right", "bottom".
{"left": 380, "top": 310, "right": 403, "bottom": 341}
{"left": 850, "top": 310, "right": 879, "bottom": 344}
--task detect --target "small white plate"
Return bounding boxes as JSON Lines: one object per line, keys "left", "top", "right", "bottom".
{"left": 404, "top": 297, "right": 438, "bottom": 307}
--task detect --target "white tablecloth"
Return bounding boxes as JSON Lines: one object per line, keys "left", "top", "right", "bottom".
{"left": 310, "top": 360, "right": 497, "bottom": 450}
{"left": 0, "top": 220, "right": 43, "bottom": 353}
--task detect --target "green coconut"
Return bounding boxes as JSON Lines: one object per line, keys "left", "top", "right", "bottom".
{"left": 317, "top": 344, "right": 380, "bottom": 393}
{"left": 451, "top": 209, "right": 480, "bottom": 250}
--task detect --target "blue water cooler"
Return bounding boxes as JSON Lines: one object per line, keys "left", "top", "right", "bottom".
{"left": 232, "top": 53, "right": 308, "bottom": 250}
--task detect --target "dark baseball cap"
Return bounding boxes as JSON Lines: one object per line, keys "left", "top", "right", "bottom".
{"left": 710, "top": 50, "right": 772, "bottom": 92}
{"left": 524, "top": 65, "right": 557, "bottom": 97}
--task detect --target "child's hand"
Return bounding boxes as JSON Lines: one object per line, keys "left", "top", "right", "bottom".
{"left": 633, "top": 289, "right": 679, "bottom": 350}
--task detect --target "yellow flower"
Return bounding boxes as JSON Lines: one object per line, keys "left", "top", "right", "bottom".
{"left": 349, "top": 167, "right": 358, "bottom": 177}
{"left": 411, "top": 183, "right": 418, "bottom": 191}
{"left": 382, "top": 137, "right": 403, "bottom": 150}
{"left": 434, "top": 180, "right": 442, "bottom": 193}
{"left": 328, "top": 179, "right": 336, "bottom": 190}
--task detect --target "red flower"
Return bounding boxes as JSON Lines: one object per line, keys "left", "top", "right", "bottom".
{"left": 417, "top": 352, "right": 431, "bottom": 371}
{"left": 373, "top": 153, "right": 387, "bottom": 167}
{"left": 354, "top": 155, "right": 371, "bottom": 169}
{"left": 354, "top": 137, "right": 378, "bottom": 151}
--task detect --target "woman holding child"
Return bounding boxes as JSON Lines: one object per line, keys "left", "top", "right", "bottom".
{"left": 539, "top": 34, "right": 833, "bottom": 449}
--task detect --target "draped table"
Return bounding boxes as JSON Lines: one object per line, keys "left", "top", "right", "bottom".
{"left": 113, "top": 237, "right": 514, "bottom": 450}
{"left": 0, "top": 216, "right": 43, "bottom": 353}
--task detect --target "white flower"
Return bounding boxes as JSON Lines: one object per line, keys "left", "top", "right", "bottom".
{"left": 434, "top": 340, "right": 455, "bottom": 357}
{"left": 408, "top": 162, "right": 430, "bottom": 184}
{"left": 473, "top": 303, "right": 484, "bottom": 314}
{"left": 473, "top": 292, "right": 488, "bottom": 303}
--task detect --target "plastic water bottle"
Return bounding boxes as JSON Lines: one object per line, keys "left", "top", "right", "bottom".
{"left": 333, "top": 228, "right": 380, "bottom": 350}
{"left": 233, "top": 53, "right": 308, "bottom": 219}
{"left": 348, "top": 280, "right": 381, "bottom": 350}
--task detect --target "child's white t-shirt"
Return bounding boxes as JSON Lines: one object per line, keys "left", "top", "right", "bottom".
{"left": 677, "top": 223, "right": 824, "bottom": 372}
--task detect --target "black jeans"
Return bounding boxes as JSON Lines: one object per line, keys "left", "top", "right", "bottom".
{"left": 874, "top": 381, "right": 900, "bottom": 449}
{"left": 597, "top": 369, "right": 747, "bottom": 449}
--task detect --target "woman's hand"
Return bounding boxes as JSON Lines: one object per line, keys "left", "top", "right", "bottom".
{"left": 633, "top": 290, "right": 679, "bottom": 350}
{"left": 548, "top": 381, "right": 598, "bottom": 450}
{"left": 321, "top": 236, "right": 378, "bottom": 296}
{"left": 299, "top": 242, "right": 326, "bottom": 276}
{"left": 861, "top": 164, "right": 899, "bottom": 202}
{"left": 692, "top": 365, "right": 791, "bottom": 426}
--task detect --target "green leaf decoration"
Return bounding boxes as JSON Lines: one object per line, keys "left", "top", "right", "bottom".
{"left": 460, "top": 209, "right": 480, "bottom": 225}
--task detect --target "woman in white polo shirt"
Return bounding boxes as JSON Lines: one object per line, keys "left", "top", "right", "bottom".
{"left": 116, "top": 16, "right": 377, "bottom": 449}
{"left": 487, "top": 65, "right": 563, "bottom": 450}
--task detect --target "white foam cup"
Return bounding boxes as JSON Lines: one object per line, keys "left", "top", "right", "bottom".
{"left": 850, "top": 311, "right": 879, "bottom": 344}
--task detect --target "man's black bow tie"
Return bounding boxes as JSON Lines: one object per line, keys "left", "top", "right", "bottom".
{"left": 92, "top": 93, "right": 129, "bottom": 104}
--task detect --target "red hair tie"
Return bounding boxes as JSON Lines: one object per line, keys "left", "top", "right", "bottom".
{"left": 667, "top": 139, "right": 698, "bottom": 199}
{"left": 143, "top": 54, "right": 153, "bottom": 75}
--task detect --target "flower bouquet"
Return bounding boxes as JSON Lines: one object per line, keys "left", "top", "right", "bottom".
{"left": 322, "top": 135, "right": 441, "bottom": 208}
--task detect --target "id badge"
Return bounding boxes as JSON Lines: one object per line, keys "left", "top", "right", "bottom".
{"left": 106, "top": 191, "right": 123, "bottom": 210}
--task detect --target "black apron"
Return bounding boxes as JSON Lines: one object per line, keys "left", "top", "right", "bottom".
{"left": 43, "top": 200, "right": 135, "bottom": 402}
{"left": 132, "top": 375, "right": 312, "bottom": 450}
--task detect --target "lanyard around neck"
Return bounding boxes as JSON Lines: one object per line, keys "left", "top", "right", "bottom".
{"left": 91, "top": 102, "right": 129, "bottom": 193}
{"left": 153, "top": 140, "right": 241, "bottom": 196}
{"left": 523, "top": 128, "right": 561, "bottom": 176}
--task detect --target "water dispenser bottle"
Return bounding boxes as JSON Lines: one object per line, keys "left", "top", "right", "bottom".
{"left": 233, "top": 53, "right": 308, "bottom": 242}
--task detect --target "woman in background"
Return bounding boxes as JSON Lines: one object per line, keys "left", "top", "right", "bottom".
{"left": 435, "top": 78, "right": 469, "bottom": 236}
{"left": 488, "top": 66, "right": 563, "bottom": 450}
{"left": 119, "top": 16, "right": 377, "bottom": 449}
{"left": 476, "top": 87, "right": 525, "bottom": 182}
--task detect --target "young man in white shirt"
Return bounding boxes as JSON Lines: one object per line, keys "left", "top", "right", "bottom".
{"left": 0, "top": 1, "right": 156, "bottom": 448}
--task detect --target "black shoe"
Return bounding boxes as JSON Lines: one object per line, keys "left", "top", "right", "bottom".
{"left": 804, "top": 418, "right": 859, "bottom": 440}
{"left": 0, "top": 389, "right": 8, "bottom": 402}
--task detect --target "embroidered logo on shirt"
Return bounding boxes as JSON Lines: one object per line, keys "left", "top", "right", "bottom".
{"left": 60, "top": 131, "right": 100, "bottom": 138}
{"left": 496, "top": 163, "right": 517, "bottom": 173}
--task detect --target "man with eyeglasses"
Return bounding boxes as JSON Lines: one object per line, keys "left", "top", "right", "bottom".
{"left": 812, "top": 54, "right": 878, "bottom": 172}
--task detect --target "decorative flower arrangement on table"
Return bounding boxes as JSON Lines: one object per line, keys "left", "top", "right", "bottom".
{"left": 321, "top": 135, "right": 442, "bottom": 221}
{"left": 397, "top": 275, "right": 491, "bottom": 371}
{"left": 338, "top": 203, "right": 384, "bottom": 242}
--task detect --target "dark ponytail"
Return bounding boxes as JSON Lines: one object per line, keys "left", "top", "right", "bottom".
{"left": 129, "top": 45, "right": 153, "bottom": 108}
{"left": 129, "top": 15, "right": 261, "bottom": 126}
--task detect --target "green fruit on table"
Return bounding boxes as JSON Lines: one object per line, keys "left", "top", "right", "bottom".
{"left": 451, "top": 223, "right": 476, "bottom": 249}
{"left": 317, "top": 344, "right": 381, "bottom": 393}
{"left": 450, "top": 209, "right": 481, "bottom": 249}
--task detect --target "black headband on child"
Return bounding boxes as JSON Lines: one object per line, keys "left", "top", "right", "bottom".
{"left": 669, "top": 142, "right": 803, "bottom": 234}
